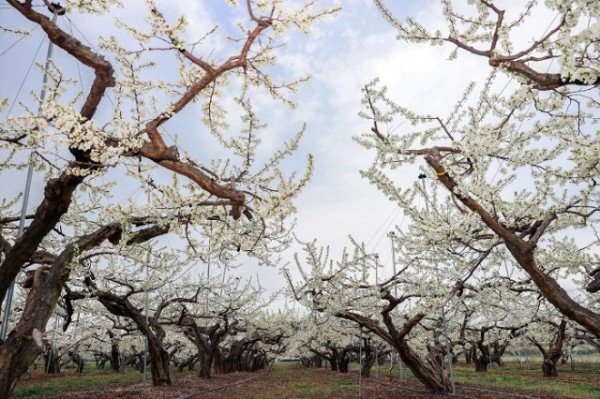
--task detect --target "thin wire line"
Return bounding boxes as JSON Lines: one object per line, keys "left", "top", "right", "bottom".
{"left": 382, "top": 210, "right": 407, "bottom": 268}
{"left": 371, "top": 207, "right": 400, "bottom": 253}
{"left": 365, "top": 207, "right": 398, "bottom": 249}
{"left": 0, "top": 25, "right": 39, "bottom": 57}
{"left": 65, "top": 18, "right": 85, "bottom": 94}
{"left": 66, "top": 15, "right": 116, "bottom": 108}
{"left": 5, "top": 35, "right": 46, "bottom": 117}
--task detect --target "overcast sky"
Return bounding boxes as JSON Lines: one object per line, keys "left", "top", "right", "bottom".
{"left": 0, "top": 1, "right": 563, "bottom": 301}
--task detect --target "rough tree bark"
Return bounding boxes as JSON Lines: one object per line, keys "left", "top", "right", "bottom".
{"left": 423, "top": 153, "right": 600, "bottom": 336}
{"left": 179, "top": 315, "right": 230, "bottom": 379}
{"left": 91, "top": 289, "right": 172, "bottom": 386}
{"left": 108, "top": 330, "right": 122, "bottom": 372}
{"left": 339, "top": 308, "right": 450, "bottom": 394}
{"left": 0, "top": 224, "right": 135, "bottom": 398}
{"left": 532, "top": 320, "right": 567, "bottom": 378}
{"left": 360, "top": 338, "right": 376, "bottom": 378}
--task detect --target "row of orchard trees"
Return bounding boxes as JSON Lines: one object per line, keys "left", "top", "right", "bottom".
{"left": 0, "top": 0, "right": 339, "bottom": 397}
{"left": 288, "top": 242, "right": 596, "bottom": 386}
{"left": 287, "top": 0, "right": 599, "bottom": 395}
{"left": 29, "top": 272, "right": 291, "bottom": 384}
{"left": 0, "top": 0, "right": 598, "bottom": 397}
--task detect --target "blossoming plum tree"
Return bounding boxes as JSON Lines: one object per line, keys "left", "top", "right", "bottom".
{"left": 0, "top": 0, "right": 338, "bottom": 395}
{"left": 287, "top": 238, "right": 460, "bottom": 393}
{"left": 359, "top": 0, "right": 600, "bottom": 334}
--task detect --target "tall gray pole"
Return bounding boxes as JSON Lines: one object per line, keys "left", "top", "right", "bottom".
{"left": 143, "top": 287, "right": 149, "bottom": 383}
{"left": 419, "top": 174, "right": 455, "bottom": 393}
{"left": 374, "top": 254, "right": 380, "bottom": 379}
{"left": 441, "top": 305, "right": 456, "bottom": 393}
{"left": 205, "top": 221, "right": 212, "bottom": 322}
{"left": 358, "top": 326, "right": 363, "bottom": 398}
{"left": 45, "top": 315, "right": 59, "bottom": 373}
{"left": 389, "top": 232, "right": 403, "bottom": 383}
{"left": 388, "top": 234, "right": 398, "bottom": 298}
{"left": 220, "top": 261, "right": 227, "bottom": 296}
{"left": 0, "top": 8, "right": 61, "bottom": 342}
{"left": 374, "top": 254, "right": 379, "bottom": 285}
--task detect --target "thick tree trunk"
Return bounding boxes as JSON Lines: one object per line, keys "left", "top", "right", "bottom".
{"left": 329, "top": 358, "right": 338, "bottom": 371}
{"left": 534, "top": 320, "right": 566, "bottom": 378}
{"left": 542, "top": 356, "right": 558, "bottom": 377}
{"left": 397, "top": 340, "right": 448, "bottom": 394}
{"left": 111, "top": 346, "right": 121, "bottom": 371}
{"left": 314, "top": 356, "right": 323, "bottom": 367}
{"left": 108, "top": 330, "right": 121, "bottom": 372}
{"left": 147, "top": 338, "right": 171, "bottom": 385}
{"left": 464, "top": 347, "right": 473, "bottom": 364}
{"left": 360, "top": 348, "right": 375, "bottom": 378}
{"left": 182, "top": 325, "right": 226, "bottom": 379}
{"left": 507, "top": 244, "right": 600, "bottom": 336}
{"left": 0, "top": 254, "right": 71, "bottom": 398}
{"left": 199, "top": 352, "right": 212, "bottom": 378}
{"left": 475, "top": 342, "right": 490, "bottom": 372}
{"left": 475, "top": 357, "right": 488, "bottom": 372}
{"left": 197, "top": 344, "right": 221, "bottom": 379}
{"left": 68, "top": 352, "right": 85, "bottom": 373}
{"left": 338, "top": 357, "right": 350, "bottom": 373}
{"left": 44, "top": 349, "right": 61, "bottom": 374}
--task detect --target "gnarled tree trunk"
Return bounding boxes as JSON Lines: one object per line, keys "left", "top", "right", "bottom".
{"left": 108, "top": 330, "right": 122, "bottom": 372}
{"left": 398, "top": 340, "right": 448, "bottom": 394}
{"left": 329, "top": 358, "right": 338, "bottom": 371}
{"left": 360, "top": 339, "right": 375, "bottom": 378}
{"left": 533, "top": 320, "right": 566, "bottom": 378}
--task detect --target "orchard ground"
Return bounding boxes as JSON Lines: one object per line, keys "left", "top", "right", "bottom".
{"left": 13, "top": 358, "right": 600, "bottom": 399}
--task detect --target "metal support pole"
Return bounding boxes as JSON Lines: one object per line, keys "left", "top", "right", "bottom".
{"left": 420, "top": 174, "right": 455, "bottom": 393}
{"left": 374, "top": 254, "right": 379, "bottom": 286}
{"left": 358, "top": 326, "right": 363, "bottom": 398}
{"left": 206, "top": 220, "right": 212, "bottom": 319}
{"left": 73, "top": 310, "right": 81, "bottom": 342}
{"left": 389, "top": 232, "right": 403, "bottom": 383}
{"left": 389, "top": 234, "right": 398, "bottom": 298}
{"left": 373, "top": 254, "right": 380, "bottom": 378}
{"left": 441, "top": 305, "right": 456, "bottom": 394}
{"left": 220, "top": 262, "right": 227, "bottom": 296}
{"left": 143, "top": 288, "right": 149, "bottom": 383}
{"left": 45, "top": 315, "right": 59, "bottom": 373}
{"left": 376, "top": 344, "right": 380, "bottom": 379}
{"left": 0, "top": 11, "right": 60, "bottom": 341}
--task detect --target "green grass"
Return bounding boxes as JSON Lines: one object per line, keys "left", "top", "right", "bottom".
{"left": 381, "top": 361, "right": 600, "bottom": 399}
{"left": 13, "top": 368, "right": 145, "bottom": 398}
{"left": 239, "top": 363, "right": 356, "bottom": 399}
{"left": 452, "top": 368, "right": 600, "bottom": 399}
{"left": 290, "top": 381, "right": 354, "bottom": 398}
{"left": 12, "top": 361, "right": 600, "bottom": 399}
{"left": 265, "top": 362, "right": 600, "bottom": 399}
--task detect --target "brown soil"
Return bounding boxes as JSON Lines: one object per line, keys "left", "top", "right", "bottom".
{"left": 45, "top": 365, "right": 570, "bottom": 399}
